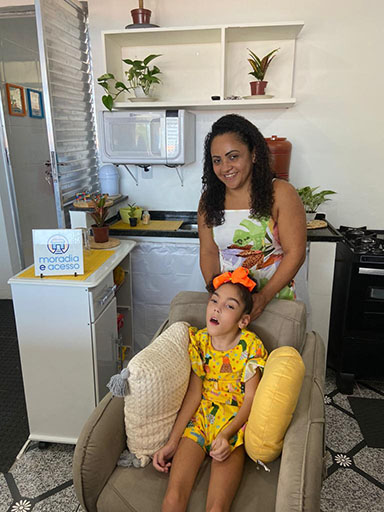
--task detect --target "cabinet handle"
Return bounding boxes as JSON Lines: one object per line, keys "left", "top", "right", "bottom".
{"left": 359, "top": 267, "right": 384, "bottom": 276}
{"left": 99, "top": 285, "right": 117, "bottom": 306}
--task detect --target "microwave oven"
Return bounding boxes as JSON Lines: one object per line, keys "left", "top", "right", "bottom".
{"left": 99, "top": 109, "right": 196, "bottom": 166}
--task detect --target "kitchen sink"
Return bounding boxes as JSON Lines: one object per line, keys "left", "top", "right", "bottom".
{"left": 179, "top": 222, "right": 198, "bottom": 231}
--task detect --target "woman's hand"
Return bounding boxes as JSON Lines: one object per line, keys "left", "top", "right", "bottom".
{"left": 210, "top": 434, "right": 231, "bottom": 462}
{"left": 152, "top": 440, "right": 178, "bottom": 473}
{"left": 250, "top": 292, "right": 268, "bottom": 321}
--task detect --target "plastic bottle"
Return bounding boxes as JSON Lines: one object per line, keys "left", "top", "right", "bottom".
{"left": 99, "top": 164, "right": 120, "bottom": 196}
{"left": 142, "top": 210, "right": 150, "bottom": 225}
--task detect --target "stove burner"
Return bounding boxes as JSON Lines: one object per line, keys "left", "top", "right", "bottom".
{"left": 340, "top": 226, "right": 384, "bottom": 256}
{"left": 355, "top": 236, "right": 377, "bottom": 246}
{"left": 345, "top": 228, "right": 367, "bottom": 240}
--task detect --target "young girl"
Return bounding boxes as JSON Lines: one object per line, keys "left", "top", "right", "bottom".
{"left": 153, "top": 266, "right": 268, "bottom": 512}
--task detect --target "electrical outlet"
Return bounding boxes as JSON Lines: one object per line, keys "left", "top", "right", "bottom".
{"left": 141, "top": 166, "right": 153, "bottom": 179}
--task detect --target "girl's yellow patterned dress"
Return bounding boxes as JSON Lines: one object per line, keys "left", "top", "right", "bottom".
{"left": 183, "top": 326, "right": 268, "bottom": 454}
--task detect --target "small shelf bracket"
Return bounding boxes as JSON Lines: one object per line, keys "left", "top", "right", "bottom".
{"left": 118, "top": 164, "right": 138, "bottom": 186}
{"left": 167, "top": 165, "right": 184, "bottom": 187}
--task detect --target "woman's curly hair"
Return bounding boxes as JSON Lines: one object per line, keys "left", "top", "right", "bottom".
{"left": 199, "top": 114, "right": 274, "bottom": 227}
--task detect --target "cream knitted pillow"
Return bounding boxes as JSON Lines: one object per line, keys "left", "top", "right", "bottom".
{"left": 124, "top": 321, "right": 191, "bottom": 466}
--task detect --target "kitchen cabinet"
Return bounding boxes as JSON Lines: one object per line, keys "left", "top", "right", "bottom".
{"left": 129, "top": 237, "right": 206, "bottom": 353}
{"left": 8, "top": 240, "right": 136, "bottom": 445}
{"left": 102, "top": 22, "right": 304, "bottom": 110}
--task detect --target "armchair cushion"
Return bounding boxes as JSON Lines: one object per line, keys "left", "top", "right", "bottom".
{"left": 123, "top": 321, "right": 191, "bottom": 466}
{"left": 245, "top": 346, "right": 305, "bottom": 463}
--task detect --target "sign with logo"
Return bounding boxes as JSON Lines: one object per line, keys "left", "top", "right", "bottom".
{"left": 32, "top": 229, "right": 84, "bottom": 276}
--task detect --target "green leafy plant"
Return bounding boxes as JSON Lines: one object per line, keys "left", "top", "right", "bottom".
{"left": 97, "top": 54, "right": 162, "bottom": 111}
{"left": 127, "top": 203, "right": 139, "bottom": 217}
{"left": 247, "top": 48, "right": 279, "bottom": 81}
{"left": 296, "top": 186, "right": 337, "bottom": 213}
{"left": 88, "top": 195, "right": 110, "bottom": 227}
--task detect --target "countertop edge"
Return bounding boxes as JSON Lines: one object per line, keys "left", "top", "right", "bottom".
{"left": 109, "top": 210, "right": 343, "bottom": 242}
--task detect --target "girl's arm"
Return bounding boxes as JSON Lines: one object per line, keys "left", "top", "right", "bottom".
{"left": 251, "top": 180, "right": 307, "bottom": 320}
{"left": 197, "top": 208, "right": 220, "bottom": 284}
{"left": 209, "top": 368, "right": 261, "bottom": 462}
{"left": 153, "top": 371, "right": 202, "bottom": 472}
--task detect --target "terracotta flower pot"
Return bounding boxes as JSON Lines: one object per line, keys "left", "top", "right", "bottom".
{"left": 92, "top": 225, "right": 109, "bottom": 243}
{"left": 131, "top": 8, "right": 152, "bottom": 24}
{"left": 250, "top": 81, "right": 268, "bottom": 95}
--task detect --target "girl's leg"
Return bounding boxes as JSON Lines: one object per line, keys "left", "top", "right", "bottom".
{"left": 205, "top": 446, "right": 245, "bottom": 512}
{"left": 162, "top": 437, "right": 206, "bottom": 512}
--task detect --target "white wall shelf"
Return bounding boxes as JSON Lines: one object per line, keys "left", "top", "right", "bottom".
{"left": 102, "top": 21, "right": 304, "bottom": 110}
{"left": 112, "top": 98, "right": 297, "bottom": 110}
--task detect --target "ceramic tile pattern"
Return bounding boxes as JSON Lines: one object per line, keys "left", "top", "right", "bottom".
{"left": 321, "top": 370, "right": 384, "bottom": 512}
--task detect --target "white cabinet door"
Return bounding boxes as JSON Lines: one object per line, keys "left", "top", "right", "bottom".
{"left": 131, "top": 240, "right": 206, "bottom": 353}
{"left": 92, "top": 296, "right": 118, "bottom": 402}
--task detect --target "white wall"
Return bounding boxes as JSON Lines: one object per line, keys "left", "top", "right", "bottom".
{"left": 89, "top": 0, "right": 384, "bottom": 228}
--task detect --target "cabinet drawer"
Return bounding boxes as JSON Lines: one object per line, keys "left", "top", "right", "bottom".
{"left": 89, "top": 273, "right": 115, "bottom": 322}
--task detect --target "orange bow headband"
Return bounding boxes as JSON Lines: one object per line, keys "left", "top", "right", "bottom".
{"left": 212, "top": 267, "right": 256, "bottom": 292}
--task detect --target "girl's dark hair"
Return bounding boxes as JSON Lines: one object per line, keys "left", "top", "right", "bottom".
{"left": 199, "top": 114, "right": 274, "bottom": 227}
{"left": 206, "top": 275, "right": 258, "bottom": 315}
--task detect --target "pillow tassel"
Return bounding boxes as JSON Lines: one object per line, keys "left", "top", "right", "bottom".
{"left": 117, "top": 449, "right": 150, "bottom": 468}
{"left": 107, "top": 367, "right": 130, "bottom": 397}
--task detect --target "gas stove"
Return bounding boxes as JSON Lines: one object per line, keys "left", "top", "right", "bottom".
{"left": 339, "top": 226, "right": 384, "bottom": 260}
{"left": 328, "top": 225, "right": 384, "bottom": 393}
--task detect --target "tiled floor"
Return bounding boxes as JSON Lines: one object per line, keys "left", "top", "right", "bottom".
{"left": 1, "top": 369, "right": 383, "bottom": 511}
{"left": 321, "top": 371, "right": 384, "bottom": 511}
{"left": 0, "top": 444, "right": 80, "bottom": 511}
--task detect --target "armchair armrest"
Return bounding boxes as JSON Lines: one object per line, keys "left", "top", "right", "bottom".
{"left": 275, "top": 332, "right": 326, "bottom": 512}
{"left": 73, "top": 393, "right": 126, "bottom": 512}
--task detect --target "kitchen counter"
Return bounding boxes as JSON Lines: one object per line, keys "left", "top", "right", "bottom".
{"left": 108, "top": 210, "right": 198, "bottom": 238}
{"left": 109, "top": 210, "right": 343, "bottom": 242}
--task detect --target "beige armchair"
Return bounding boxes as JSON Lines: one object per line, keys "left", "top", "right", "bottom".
{"left": 73, "top": 292, "right": 325, "bottom": 512}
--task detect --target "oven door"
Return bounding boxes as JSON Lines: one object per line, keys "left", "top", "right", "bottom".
{"left": 346, "top": 264, "right": 384, "bottom": 336}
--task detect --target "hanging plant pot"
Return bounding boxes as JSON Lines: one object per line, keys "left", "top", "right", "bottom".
{"left": 131, "top": 8, "right": 152, "bottom": 25}
{"left": 92, "top": 225, "right": 109, "bottom": 243}
{"left": 250, "top": 81, "right": 268, "bottom": 95}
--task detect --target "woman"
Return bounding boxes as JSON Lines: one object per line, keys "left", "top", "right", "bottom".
{"left": 198, "top": 114, "right": 307, "bottom": 320}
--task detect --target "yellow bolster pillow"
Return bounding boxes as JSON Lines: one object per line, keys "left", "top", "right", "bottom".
{"left": 245, "top": 345, "right": 305, "bottom": 464}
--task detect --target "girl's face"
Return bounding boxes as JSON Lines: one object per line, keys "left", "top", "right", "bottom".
{"left": 210, "top": 132, "right": 255, "bottom": 191}
{"left": 206, "top": 283, "right": 250, "bottom": 337}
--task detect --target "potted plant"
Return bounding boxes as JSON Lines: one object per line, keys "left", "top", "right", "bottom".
{"left": 247, "top": 47, "right": 279, "bottom": 96}
{"left": 97, "top": 54, "right": 162, "bottom": 111}
{"left": 89, "top": 194, "right": 110, "bottom": 243}
{"left": 296, "top": 186, "right": 337, "bottom": 221}
{"left": 131, "top": 0, "right": 152, "bottom": 25}
{"left": 127, "top": 203, "right": 140, "bottom": 227}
